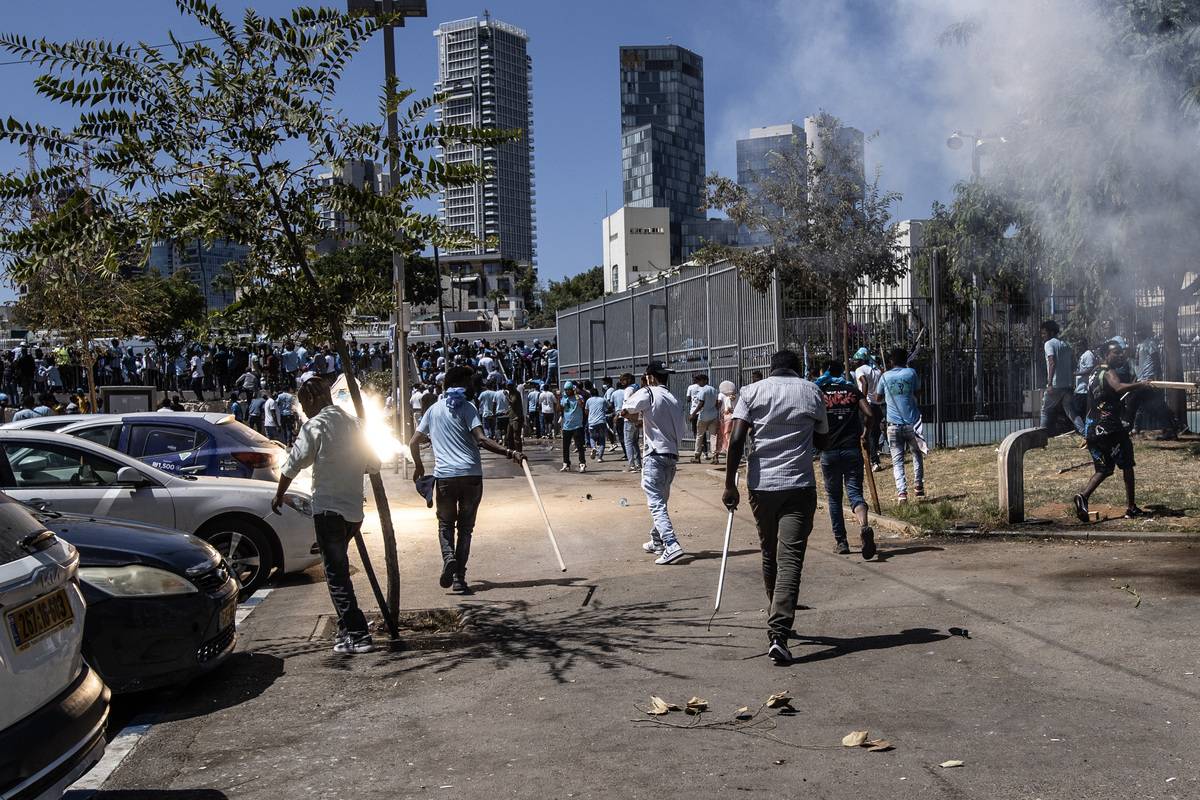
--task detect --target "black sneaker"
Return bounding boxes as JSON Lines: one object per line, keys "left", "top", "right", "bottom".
{"left": 1124, "top": 506, "right": 1148, "bottom": 519}
{"left": 860, "top": 526, "right": 877, "bottom": 560}
{"left": 1073, "top": 494, "right": 1089, "bottom": 523}
{"left": 914, "top": 485, "right": 926, "bottom": 499}
{"left": 439, "top": 557, "right": 458, "bottom": 589}
{"left": 835, "top": 541, "right": 851, "bottom": 555}
{"left": 452, "top": 578, "right": 473, "bottom": 595}
{"left": 767, "top": 638, "right": 792, "bottom": 666}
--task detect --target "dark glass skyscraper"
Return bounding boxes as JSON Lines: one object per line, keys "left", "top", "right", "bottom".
{"left": 619, "top": 45, "right": 705, "bottom": 263}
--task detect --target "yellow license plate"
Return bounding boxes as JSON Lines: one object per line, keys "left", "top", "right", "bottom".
{"left": 219, "top": 600, "right": 236, "bottom": 632}
{"left": 7, "top": 588, "right": 74, "bottom": 651}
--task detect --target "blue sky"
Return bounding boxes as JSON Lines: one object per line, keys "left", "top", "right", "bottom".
{"left": 0, "top": 0, "right": 972, "bottom": 299}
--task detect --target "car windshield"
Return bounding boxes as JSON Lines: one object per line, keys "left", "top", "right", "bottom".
{"left": 0, "top": 494, "right": 52, "bottom": 566}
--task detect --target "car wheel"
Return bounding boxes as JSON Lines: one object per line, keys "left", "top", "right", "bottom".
{"left": 201, "top": 523, "right": 275, "bottom": 593}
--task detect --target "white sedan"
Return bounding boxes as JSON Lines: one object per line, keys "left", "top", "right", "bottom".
{"left": 0, "top": 430, "right": 319, "bottom": 593}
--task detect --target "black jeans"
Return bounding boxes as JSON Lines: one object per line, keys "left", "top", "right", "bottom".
{"left": 435, "top": 476, "right": 484, "bottom": 577}
{"left": 313, "top": 512, "right": 368, "bottom": 636}
{"left": 561, "top": 428, "right": 585, "bottom": 465}
{"left": 748, "top": 487, "right": 818, "bottom": 642}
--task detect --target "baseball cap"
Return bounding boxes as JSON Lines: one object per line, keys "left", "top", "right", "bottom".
{"left": 644, "top": 361, "right": 674, "bottom": 380}
{"left": 852, "top": 347, "right": 873, "bottom": 362}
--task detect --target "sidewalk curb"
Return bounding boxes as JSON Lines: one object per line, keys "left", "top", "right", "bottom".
{"left": 942, "top": 528, "right": 1200, "bottom": 543}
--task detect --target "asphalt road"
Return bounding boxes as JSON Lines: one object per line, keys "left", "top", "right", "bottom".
{"left": 92, "top": 442, "right": 1200, "bottom": 799}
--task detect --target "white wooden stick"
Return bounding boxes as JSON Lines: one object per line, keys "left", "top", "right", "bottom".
{"left": 713, "top": 471, "right": 739, "bottom": 615}
{"left": 1148, "top": 380, "right": 1197, "bottom": 390}
{"left": 521, "top": 459, "right": 567, "bottom": 572}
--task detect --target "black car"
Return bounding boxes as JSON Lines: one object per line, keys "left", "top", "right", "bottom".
{"left": 39, "top": 510, "right": 239, "bottom": 694}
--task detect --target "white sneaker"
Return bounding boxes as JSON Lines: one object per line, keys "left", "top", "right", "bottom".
{"left": 560, "top": 463, "right": 570, "bottom": 472}
{"left": 578, "top": 463, "right": 587, "bottom": 473}
{"left": 655, "top": 543, "right": 685, "bottom": 565}
{"left": 642, "top": 540, "right": 663, "bottom": 554}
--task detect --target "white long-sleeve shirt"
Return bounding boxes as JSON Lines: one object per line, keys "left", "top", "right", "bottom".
{"left": 282, "top": 405, "right": 379, "bottom": 522}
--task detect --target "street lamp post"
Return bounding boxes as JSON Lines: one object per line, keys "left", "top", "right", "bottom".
{"left": 349, "top": 0, "right": 427, "bottom": 472}
{"left": 946, "top": 129, "right": 1006, "bottom": 421}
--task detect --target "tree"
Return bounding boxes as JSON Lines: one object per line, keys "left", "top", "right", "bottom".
{"left": 132, "top": 269, "right": 207, "bottom": 349}
{"left": 0, "top": 1, "right": 514, "bottom": 633}
{"left": 695, "top": 113, "right": 905, "bottom": 359}
{"left": 527, "top": 266, "right": 603, "bottom": 328}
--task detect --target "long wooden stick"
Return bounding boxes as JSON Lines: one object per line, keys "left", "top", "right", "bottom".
{"left": 1148, "top": 380, "right": 1197, "bottom": 390}
{"left": 712, "top": 471, "right": 739, "bottom": 621}
{"left": 521, "top": 459, "right": 567, "bottom": 572}
{"left": 862, "top": 440, "right": 881, "bottom": 514}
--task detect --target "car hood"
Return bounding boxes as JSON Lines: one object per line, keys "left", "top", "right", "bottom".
{"left": 41, "top": 512, "right": 218, "bottom": 571}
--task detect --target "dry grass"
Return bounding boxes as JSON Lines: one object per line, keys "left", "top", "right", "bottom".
{"left": 869, "top": 434, "right": 1200, "bottom": 533}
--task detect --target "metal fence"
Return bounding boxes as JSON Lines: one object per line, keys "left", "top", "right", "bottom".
{"left": 558, "top": 256, "right": 1200, "bottom": 448}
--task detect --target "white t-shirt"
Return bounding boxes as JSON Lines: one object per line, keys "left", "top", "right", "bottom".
{"left": 853, "top": 364, "right": 882, "bottom": 404}
{"left": 190, "top": 355, "right": 204, "bottom": 379}
{"left": 538, "top": 391, "right": 557, "bottom": 413}
{"left": 623, "top": 385, "right": 685, "bottom": 456}
{"left": 410, "top": 390, "right": 424, "bottom": 411}
{"left": 264, "top": 397, "right": 277, "bottom": 427}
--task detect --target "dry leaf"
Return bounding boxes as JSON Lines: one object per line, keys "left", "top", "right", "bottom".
{"left": 842, "top": 730, "right": 870, "bottom": 747}
{"left": 939, "top": 760, "right": 964, "bottom": 769}
{"left": 866, "top": 740, "right": 893, "bottom": 752}
{"left": 766, "top": 691, "right": 793, "bottom": 709}
{"left": 645, "top": 696, "right": 678, "bottom": 715}
{"left": 684, "top": 697, "right": 709, "bottom": 715}
{"left": 734, "top": 706, "right": 753, "bottom": 720}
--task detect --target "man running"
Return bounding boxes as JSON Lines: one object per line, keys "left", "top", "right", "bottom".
{"left": 723, "top": 350, "right": 828, "bottom": 665}
{"left": 622, "top": 362, "right": 687, "bottom": 564}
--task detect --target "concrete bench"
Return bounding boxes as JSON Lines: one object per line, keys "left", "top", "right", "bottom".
{"left": 998, "top": 427, "right": 1049, "bottom": 524}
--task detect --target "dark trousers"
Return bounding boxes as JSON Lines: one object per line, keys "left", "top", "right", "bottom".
{"left": 748, "top": 487, "right": 818, "bottom": 641}
{"left": 314, "top": 512, "right": 368, "bottom": 636}
{"left": 495, "top": 415, "right": 509, "bottom": 442}
{"left": 435, "top": 476, "right": 483, "bottom": 577}
{"left": 864, "top": 405, "right": 883, "bottom": 465}
{"left": 562, "top": 427, "right": 586, "bottom": 465}
{"left": 612, "top": 415, "right": 624, "bottom": 452}
{"left": 190, "top": 377, "right": 205, "bottom": 401}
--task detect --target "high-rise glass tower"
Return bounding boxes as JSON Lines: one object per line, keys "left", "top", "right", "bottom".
{"left": 736, "top": 124, "right": 805, "bottom": 246}
{"left": 435, "top": 16, "right": 536, "bottom": 266}
{"left": 619, "top": 45, "right": 705, "bottom": 263}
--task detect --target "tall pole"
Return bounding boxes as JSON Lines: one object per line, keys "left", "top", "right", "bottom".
{"left": 382, "top": 2, "right": 410, "bottom": 476}
{"left": 434, "top": 246, "right": 449, "bottom": 370}
{"left": 970, "top": 132, "right": 987, "bottom": 420}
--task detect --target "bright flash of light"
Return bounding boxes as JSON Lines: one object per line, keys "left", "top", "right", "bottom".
{"left": 328, "top": 375, "right": 409, "bottom": 464}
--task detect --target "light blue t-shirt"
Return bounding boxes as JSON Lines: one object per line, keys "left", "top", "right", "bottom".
{"left": 561, "top": 395, "right": 584, "bottom": 430}
{"left": 1044, "top": 337, "right": 1075, "bottom": 389}
{"left": 585, "top": 395, "right": 608, "bottom": 426}
{"left": 493, "top": 390, "right": 510, "bottom": 416}
{"left": 878, "top": 367, "right": 921, "bottom": 426}
{"left": 417, "top": 399, "right": 483, "bottom": 479}
{"left": 692, "top": 384, "right": 720, "bottom": 422}
{"left": 477, "top": 389, "right": 496, "bottom": 417}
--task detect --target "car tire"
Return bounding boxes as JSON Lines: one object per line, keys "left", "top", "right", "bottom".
{"left": 199, "top": 521, "right": 275, "bottom": 594}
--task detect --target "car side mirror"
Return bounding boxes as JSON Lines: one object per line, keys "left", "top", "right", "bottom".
{"left": 179, "top": 465, "right": 206, "bottom": 475}
{"left": 116, "top": 466, "right": 149, "bottom": 486}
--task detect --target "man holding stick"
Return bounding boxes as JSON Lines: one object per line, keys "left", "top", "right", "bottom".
{"left": 272, "top": 377, "right": 380, "bottom": 655}
{"left": 815, "top": 359, "right": 877, "bottom": 559}
{"left": 622, "top": 362, "right": 687, "bottom": 565}
{"left": 409, "top": 366, "right": 527, "bottom": 595}
{"left": 723, "top": 350, "right": 829, "bottom": 665}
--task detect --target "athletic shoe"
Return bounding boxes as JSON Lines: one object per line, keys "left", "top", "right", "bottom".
{"left": 767, "top": 638, "right": 792, "bottom": 666}
{"left": 560, "top": 463, "right": 570, "bottom": 472}
{"left": 914, "top": 485, "right": 926, "bottom": 499}
{"left": 692, "top": 453, "right": 702, "bottom": 464}
{"left": 578, "top": 463, "right": 587, "bottom": 473}
{"left": 439, "top": 557, "right": 458, "bottom": 589}
{"left": 835, "top": 542, "right": 851, "bottom": 555}
{"left": 655, "top": 543, "right": 685, "bottom": 565}
{"left": 1073, "top": 494, "right": 1089, "bottom": 523}
{"left": 1124, "top": 506, "right": 1148, "bottom": 519}
{"left": 871, "top": 463, "right": 883, "bottom": 473}
{"left": 334, "top": 632, "right": 374, "bottom": 655}
{"left": 897, "top": 492, "right": 908, "bottom": 503}
{"left": 452, "top": 578, "right": 474, "bottom": 595}
{"left": 642, "top": 539, "right": 664, "bottom": 554}
{"left": 860, "top": 526, "right": 877, "bottom": 560}
{"left": 627, "top": 465, "right": 641, "bottom": 473}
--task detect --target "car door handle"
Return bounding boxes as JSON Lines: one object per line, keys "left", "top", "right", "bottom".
{"left": 28, "top": 498, "right": 51, "bottom": 511}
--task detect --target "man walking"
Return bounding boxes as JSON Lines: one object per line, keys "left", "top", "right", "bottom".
{"left": 723, "top": 350, "right": 829, "bottom": 665}
{"left": 875, "top": 347, "right": 925, "bottom": 503}
{"left": 272, "top": 378, "right": 380, "bottom": 655}
{"left": 622, "top": 362, "right": 687, "bottom": 564}
{"left": 1040, "top": 320, "right": 1083, "bottom": 435}
{"left": 409, "top": 366, "right": 527, "bottom": 595}
{"left": 852, "top": 348, "right": 883, "bottom": 471}
{"left": 586, "top": 385, "right": 609, "bottom": 462}
{"left": 689, "top": 374, "right": 720, "bottom": 463}
{"left": 618, "top": 373, "right": 642, "bottom": 473}
{"left": 815, "top": 360, "right": 876, "bottom": 559}
{"left": 559, "top": 382, "right": 587, "bottom": 473}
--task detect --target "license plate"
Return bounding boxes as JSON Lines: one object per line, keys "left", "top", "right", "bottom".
{"left": 219, "top": 599, "right": 236, "bottom": 632}
{"left": 7, "top": 588, "right": 74, "bottom": 651}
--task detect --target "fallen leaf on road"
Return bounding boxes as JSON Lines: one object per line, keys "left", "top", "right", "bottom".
{"left": 939, "top": 760, "right": 964, "bottom": 768}
{"left": 842, "top": 731, "right": 870, "bottom": 747}
{"left": 866, "top": 740, "right": 893, "bottom": 752}
{"left": 734, "top": 706, "right": 753, "bottom": 720}
{"left": 685, "top": 697, "right": 709, "bottom": 715}
{"left": 766, "top": 691, "right": 793, "bottom": 709}
{"left": 645, "top": 696, "right": 679, "bottom": 715}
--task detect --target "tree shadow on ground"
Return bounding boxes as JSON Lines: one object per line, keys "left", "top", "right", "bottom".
{"left": 375, "top": 596, "right": 745, "bottom": 684}
{"left": 787, "top": 627, "right": 949, "bottom": 664}
{"left": 468, "top": 576, "right": 589, "bottom": 592}
{"left": 873, "top": 545, "right": 945, "bottom": 562}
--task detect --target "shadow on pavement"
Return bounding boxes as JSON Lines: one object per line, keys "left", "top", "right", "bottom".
{"left": 788, "top": 627, "right": 949, "bottom": 664}
{"left": 378, "top": 597, "right": 745, "bottom": 683}
{"left": 90, "top": 792, "right": 227, "bottom": 799}
{"left": 147, "top": 652, "right": 285, "bottom": 723}
{"left": 873, "top": 545, "right": 945, "bottom": 562}
{"left": 680, "top": 548, "right": 760, "bottom": 563}
{"left": 468, "top": 576, "right": 589, "bottom": 592}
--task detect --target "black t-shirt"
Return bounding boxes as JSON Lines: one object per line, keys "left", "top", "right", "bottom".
{"left": 1086, "top": 365, "right": 1125, "bottom": 437}
{"left": 819, "top": 378, "right": 864, "bottom": 450}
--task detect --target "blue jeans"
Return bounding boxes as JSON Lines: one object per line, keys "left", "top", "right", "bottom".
{"left": 641, "top": 453, "right": 678, "bottom": 548}
{"left": 589, "top": 424, "right": 607, "bottom": 452}
{"left": 820, "top": 448, "right": 865, "bottom": 545}
{"left": 624, "top": 420, "right": 643, "bottom": 468}
{"left": 887, "top": 424, "right": 924, "bottom": 495}
{"left": 1041, "top": 387, "right": 1084, "bottom": 435}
